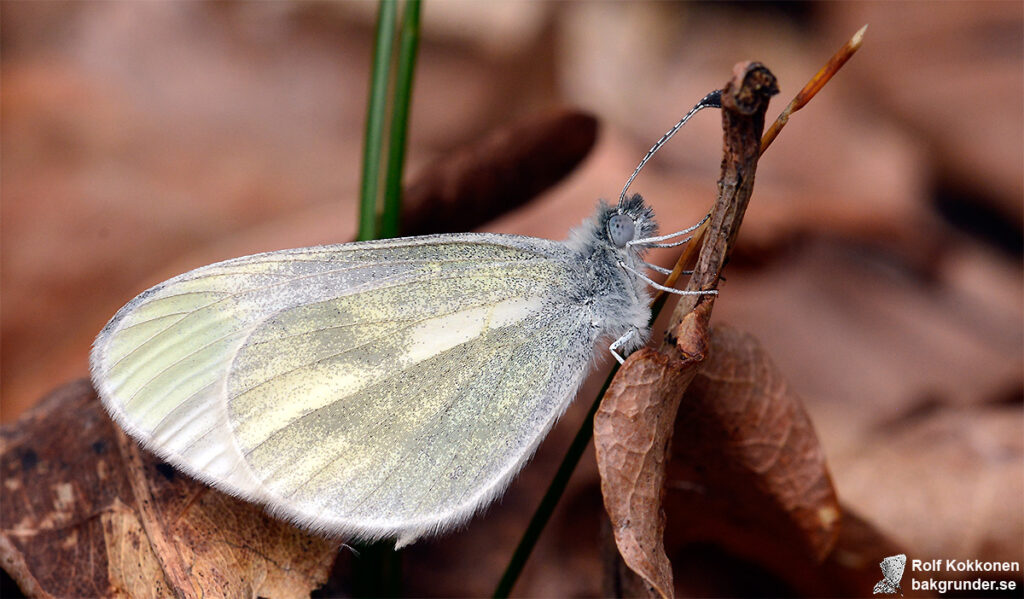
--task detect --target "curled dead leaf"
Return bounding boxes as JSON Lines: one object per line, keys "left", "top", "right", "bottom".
{"left": 594, "top": 306, "right": 711, "bottom": 599}
{"left": 595, "top": 350, "right": 694, "bottom": 599}
{"left": 400, "top": 109, "right": 598, "bottom": 236}
{"left": 664, "top": 324, "right": 842, "bottom": 592}
{"left": 0, "top": 380, "right": 340, "bottom": 598}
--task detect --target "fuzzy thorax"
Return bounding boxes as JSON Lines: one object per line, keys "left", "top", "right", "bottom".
{"left": 564, "top": 194, "right": 657, "bottom": 356}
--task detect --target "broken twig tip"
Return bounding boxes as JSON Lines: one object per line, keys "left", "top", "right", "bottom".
{"left": 852, "top": 24, "right": 868, "bottom": 47}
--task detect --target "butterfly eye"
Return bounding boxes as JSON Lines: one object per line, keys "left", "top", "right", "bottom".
{"left": 607, "top": 214, "right": 635, "bottom": 248}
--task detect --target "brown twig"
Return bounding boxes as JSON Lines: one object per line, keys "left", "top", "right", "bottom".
{"left": 760, "top": 24, "right": 867, "bottom": 153}
{"left": 596, "top": 63, "right": 778, "bottom": 599}
{"left": 598, "top": 23, "right": 870, "bottom": 598}
{"left": 654, "top": 24, "right": 866, "bottom": 314}
{"left": 664, "top": 62, "right": 778, "bottom": 342}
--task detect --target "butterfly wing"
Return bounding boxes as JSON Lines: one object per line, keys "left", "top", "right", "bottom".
{"left": 873, "top": 580, "right": 897, "bottom": 595}
{"left": 887, "top": 554, "right": 906, "bottom": 585}
{"left": 91, "top": 234, "right": 598, "bottom": 544}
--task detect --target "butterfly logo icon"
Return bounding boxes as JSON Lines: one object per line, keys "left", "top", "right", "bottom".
{"left": 873, "top": 553, "right": 907, "bottom": 595}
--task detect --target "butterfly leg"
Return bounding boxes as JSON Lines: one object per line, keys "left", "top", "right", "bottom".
{"left": 619, "top": 261, "right": 718, "bottom": 297}
{"left": 643, "top": 262, "right": 672, "bottom": 275}
{"left": 609, "top": 329, "right": 636, "bottom": 365}
{"left": 643, "top": 261, "right": 692, "bottom": 276}
{"left": 627, "top": 213, "right": 709, "bottom": 248}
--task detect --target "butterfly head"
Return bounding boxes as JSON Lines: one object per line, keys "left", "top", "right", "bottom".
{"left": 605, "top": 194, "right": 656, "bottom": 251}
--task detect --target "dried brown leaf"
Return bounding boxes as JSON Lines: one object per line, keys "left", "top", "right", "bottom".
{"left": 400, "top": 109, "right": 598, "bottom": 236}
{"left": 0, "top": 380, "right": 339, "bottom": 598}
{"left": 594, "top": 350, "right": 693, "bottom": 599}
{"left": 839, "top": 403, "right": 1024, "bottom": 570}
{"left": 595, "top": 305, "right": 711, "bottom": 599}
{"left": 662, "top": 502, "right": 910, "bottom": 597}
{"left": 667, "top": 324, "right": 841, "bottom": 565}
{"left": 817, "top": 506, "right": 915, "bottom": 597}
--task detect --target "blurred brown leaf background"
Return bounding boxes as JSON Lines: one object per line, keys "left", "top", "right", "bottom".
{"left": 2, "top": 2, "right": 1021, "bottom": 596}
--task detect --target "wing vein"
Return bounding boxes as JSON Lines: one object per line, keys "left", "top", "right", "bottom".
{"left": 123, "top": 325, "right": 255, "bottom": 408}
{"left": 113, "top": 310, "right": 193, "bottom": 333}
{"left": 372, "top": 333, "right": 532, "bottom": 515}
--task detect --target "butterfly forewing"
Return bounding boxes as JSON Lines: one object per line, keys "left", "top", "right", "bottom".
{"left": 91, "top": 234, "right": 598, "bottom": 542}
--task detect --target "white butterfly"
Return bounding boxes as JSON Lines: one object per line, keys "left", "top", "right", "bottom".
{"left": 90, "top": 94, "right": 720, "bottom": 547}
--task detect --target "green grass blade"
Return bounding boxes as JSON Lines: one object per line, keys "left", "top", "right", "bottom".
{"left": 352, "top": 539, "right": 402, "bottom": 598}
{"left": 352, "top": 5, "right": 406, "bottom": 597}
{"left": 492, "top": 364, "right": 619, "bottom": 597}
{"left": 379, "top": 0, "right": 421, "bottom": 239}
{"left": 357, "top": 0, "right": 398, "bottom": 241}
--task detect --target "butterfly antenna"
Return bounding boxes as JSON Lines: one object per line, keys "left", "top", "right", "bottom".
{"left": 618, "top": 90, "right": 722, "bottom": 208}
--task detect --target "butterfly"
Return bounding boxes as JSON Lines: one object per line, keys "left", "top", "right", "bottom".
{"left": 90, "top": 92, "right": 721, "bottom": 547}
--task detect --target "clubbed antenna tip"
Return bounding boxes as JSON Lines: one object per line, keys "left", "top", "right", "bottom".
{"left": 617, "top": 90, "right": 722, "bottom": 208}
